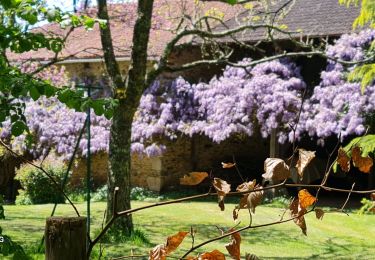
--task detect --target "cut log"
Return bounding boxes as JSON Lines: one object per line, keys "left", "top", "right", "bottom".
{"left": 45, "top": 217, "right": 87, "bottom": 260}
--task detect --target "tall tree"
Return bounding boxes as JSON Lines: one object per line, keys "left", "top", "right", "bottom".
{"left": 94, "top": 0, "right": 321, "bottom": 234}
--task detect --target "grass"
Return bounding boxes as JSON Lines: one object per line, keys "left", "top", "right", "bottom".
{"left": 1, "top": 199, "right": 375, "bottom": 259}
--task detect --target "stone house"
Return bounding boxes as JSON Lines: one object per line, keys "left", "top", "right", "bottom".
{"left": 4, "top": 0, "right": 365, "bottom": 196}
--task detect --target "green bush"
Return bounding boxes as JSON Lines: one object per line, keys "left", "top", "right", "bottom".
{"left": 130, "top": 187, "right": 164, "bottom": 201}
{"left": 15, "top": 190, "right": 32, "bottom": 205}
{"left": 15, "top": 161, "right": 66, "bottom": 204}
{"left": 91, "top": 185, "right": 108, "bottom": 202}
{"left": 358, "top": 197, "right": 375, "bottom": 215}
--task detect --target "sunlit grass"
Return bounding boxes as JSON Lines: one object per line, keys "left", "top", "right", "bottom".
{"left": 2, "top": 200, "right": 375, "bottom": 259}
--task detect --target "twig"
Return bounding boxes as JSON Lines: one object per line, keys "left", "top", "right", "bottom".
{"left": 232, "top": 154, "right": 245, "bottom": 182}
{"left": 340, "top": 182, "right": 356, "bottom": 214}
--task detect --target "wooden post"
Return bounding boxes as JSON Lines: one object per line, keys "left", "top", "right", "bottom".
{"left": 45, "top": 217, "right": 87, "bottom": 260}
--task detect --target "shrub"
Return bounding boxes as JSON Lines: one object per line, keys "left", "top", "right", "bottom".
{"left": 358, "top": 197, "right": 375, "bottom": 215}
{"left": 15, "top": 160, "right": 66, "bottom": 204}
{"left": 130, "top": 187, "right": 164, "bottom": 201}
{"left": 91, "top": 185, "right": 108, "bottom": 202}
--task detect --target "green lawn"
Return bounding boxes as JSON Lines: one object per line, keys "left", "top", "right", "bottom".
{"left": 1, "top": 199, "right": 375, "bottom": 259}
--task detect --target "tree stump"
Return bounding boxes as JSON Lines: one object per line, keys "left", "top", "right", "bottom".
{"left": 45, "top": 217, "right": 87, "bottom": 260}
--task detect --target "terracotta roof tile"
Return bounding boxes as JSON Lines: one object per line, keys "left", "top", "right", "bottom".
{"left": 7, "top": 0, "right": 243, "bottom": 62}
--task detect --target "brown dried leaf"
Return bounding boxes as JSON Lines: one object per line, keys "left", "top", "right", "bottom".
{"left": 199, "top": 250, "right": 226, "bottom": 260}
{"left": 315, "top": 208, "right": 324, "bottom": 220}
{"left": 222, "top": 162, "right": 236, "bottom": 169}
{"left": 337, "top": 147, "right": 350, "bottom": 172}
{"left": 225, "top": 231, "right": 241, "bottom": 260}
{"left": 180, "top": 172, "right": 208, "bottom": 186}
{"left": 236, "top": 179, "right": 256, "bottom": 192}
{"left": 213, "top": 178, "right": 231, "bottom": 211}
{"left": 371, "top": 193, "right": 375, "bottom": 201}
{"left": 247, "top": 185, "right": 264, "bottom": 214}
{"left": 289, "top": 198, "right": 307, "bottom": 235}
{"left": 296, "top": 149, "right": 316, "bottom": 179}
{"left": 352, "top": 146, "right": 373, "bottom": 173}
{"left": 233, "top": 195, "right": 249, "bottom": 220}
{"left": 298, "top": 189, "right": 317, "bottom": 209}
{"left": 233, "top": 208, "right": 239, "bottom": 221}
{"left": 149, "top": 231, "right": 189, "bottom": 260}
{"left": 262, "top": 158, "right": 291, "bottom": 181}
{"left": 165, "top": 231, "right": 189, "bottom": 255}
{"left": 149, "top": 244, "right": 167, "bottom": 260}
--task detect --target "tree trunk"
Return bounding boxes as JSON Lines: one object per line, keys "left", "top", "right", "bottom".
{"left": 97, "top": 0, "right": 154, "bottom": 235}
{"left": 106, "top": 99, "right": 134, "bottom": 235}
{"left": 45, "top": 217, "right": 86, "bottom": 260}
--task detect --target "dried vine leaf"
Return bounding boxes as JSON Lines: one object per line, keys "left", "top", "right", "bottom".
{"left": 315, "top": 208, "right": 325, "bottom": 220}
{"left": 298, "top": 189, "right": 316, "bottom": 209}
{"left": 262, "top": 158, "right": 291, "bottom": 181}
{"left": 199, "top": 250, "right": 226, "bottom": 260}
{"left": 149, "top": 244, "right": 167, "bottom": 260}
{"left": 247, "top": 185, "right": 264, "bottom": 214}
{"left": 236, "top": 179, "right": 256, "bottom": 192}
{"left": 149, "top": 231, "right": 189, "bottom": 260}
{"left": 213, "top": 178, "right": 231, "bottom": 211}
{"left": 165, "top": 231, "right": 189, "bottom": 254}
{"left": 180, "top": 172, "right": 208, "bottom": 185}
{"left": 371, "top": 193, "right": 375, "bottom": 201}
{"left": 233, "top": 208, "right": 239, "bottom": 221}
{"left": 337, "top": 147, "right": 351, "bottom": 172}
{"left": 296, "top": 149, "right": 316, "bottom": 179}
{"left": 289, "top": 198, "right": 307, "bottom": 235}
{"left": 352, "top": 146, "right": 373, "bottom": 173}
{"left": 222, "top": 162, "right": 236, "bottom": 169}
{"left": 233, "top": 196, "right": 248, "bottom": 220}
{"left": 225, "top": 231, "right": 241, "bottom": 260}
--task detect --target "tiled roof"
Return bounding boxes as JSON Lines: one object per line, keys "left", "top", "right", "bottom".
{"left": 7, "top": 0, "right": 243, "bottom": 62}
{"left": 8, "top": 0, "right": 361, "bottom": 63}
{"left": 215, "top": 0, "right": 360, "bottom": 42}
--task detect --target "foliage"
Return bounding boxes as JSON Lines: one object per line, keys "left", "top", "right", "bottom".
{"left": 339, "top": 0, "right": 375, "bottom": 28}
{"left": 91, "top": 185, "right": 108, "bottom": 202}
{"left": 262, "top": 195, "right": 291, "bottom": 208}
{"left": 15, "top": 190, "right": 32, "bottom": 205}
{"left": 339, "top": 0, "right": 375, "bottom": 91}
{"left": 0, "top": 195, "right": 4, "bottom": 219}
{"left": 15, "top": 161, "right": 66, "bottom": 204}
{"left": 343, "top": 134, "right": 375, "bottom": 157}
{"left": 0, "top": 0, "right": 115, "bottom": 140}
{"left": 0, "top": 196, "right": 29, "bottom": 259}
{"left": 0, "top": 234, "right": 30, "bottom": 260}
{"left": 130, "top": 187, "right": 164, "bottom": 202}
{"left": 358, "top": 197, "right": 375, "bottom": 214}
{"left": 0, "top": 63, "right": 112, "bottom": 160}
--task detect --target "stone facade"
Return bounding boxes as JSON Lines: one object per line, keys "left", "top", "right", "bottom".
{"left": 70, "top": 133, "right": 268, "bottom": 192}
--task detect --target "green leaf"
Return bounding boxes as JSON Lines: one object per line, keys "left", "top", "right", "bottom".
{"left": 227, "top": 0, "right": 237, "bottom": 5}
{"left": 11, "top": 121, "right": 27, "bottom": 136}
{"left": 44, "top": 84, "right": 56, "bottom": 97}
{"left": 84, "top": 17, "right": 95, "bottom": 29}
{"left": 104, "top": 109, "right": 113, "bottom": 119}
{"left": 29, "top": 85, "right": 40, "bottom": 101}
{"left": 91, "top": 101, "right": 105, "bottom": 116}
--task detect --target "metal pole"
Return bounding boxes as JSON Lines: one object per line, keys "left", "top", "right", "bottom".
{"left": 86, "top": 85, "right": 91, "bottom": 248}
